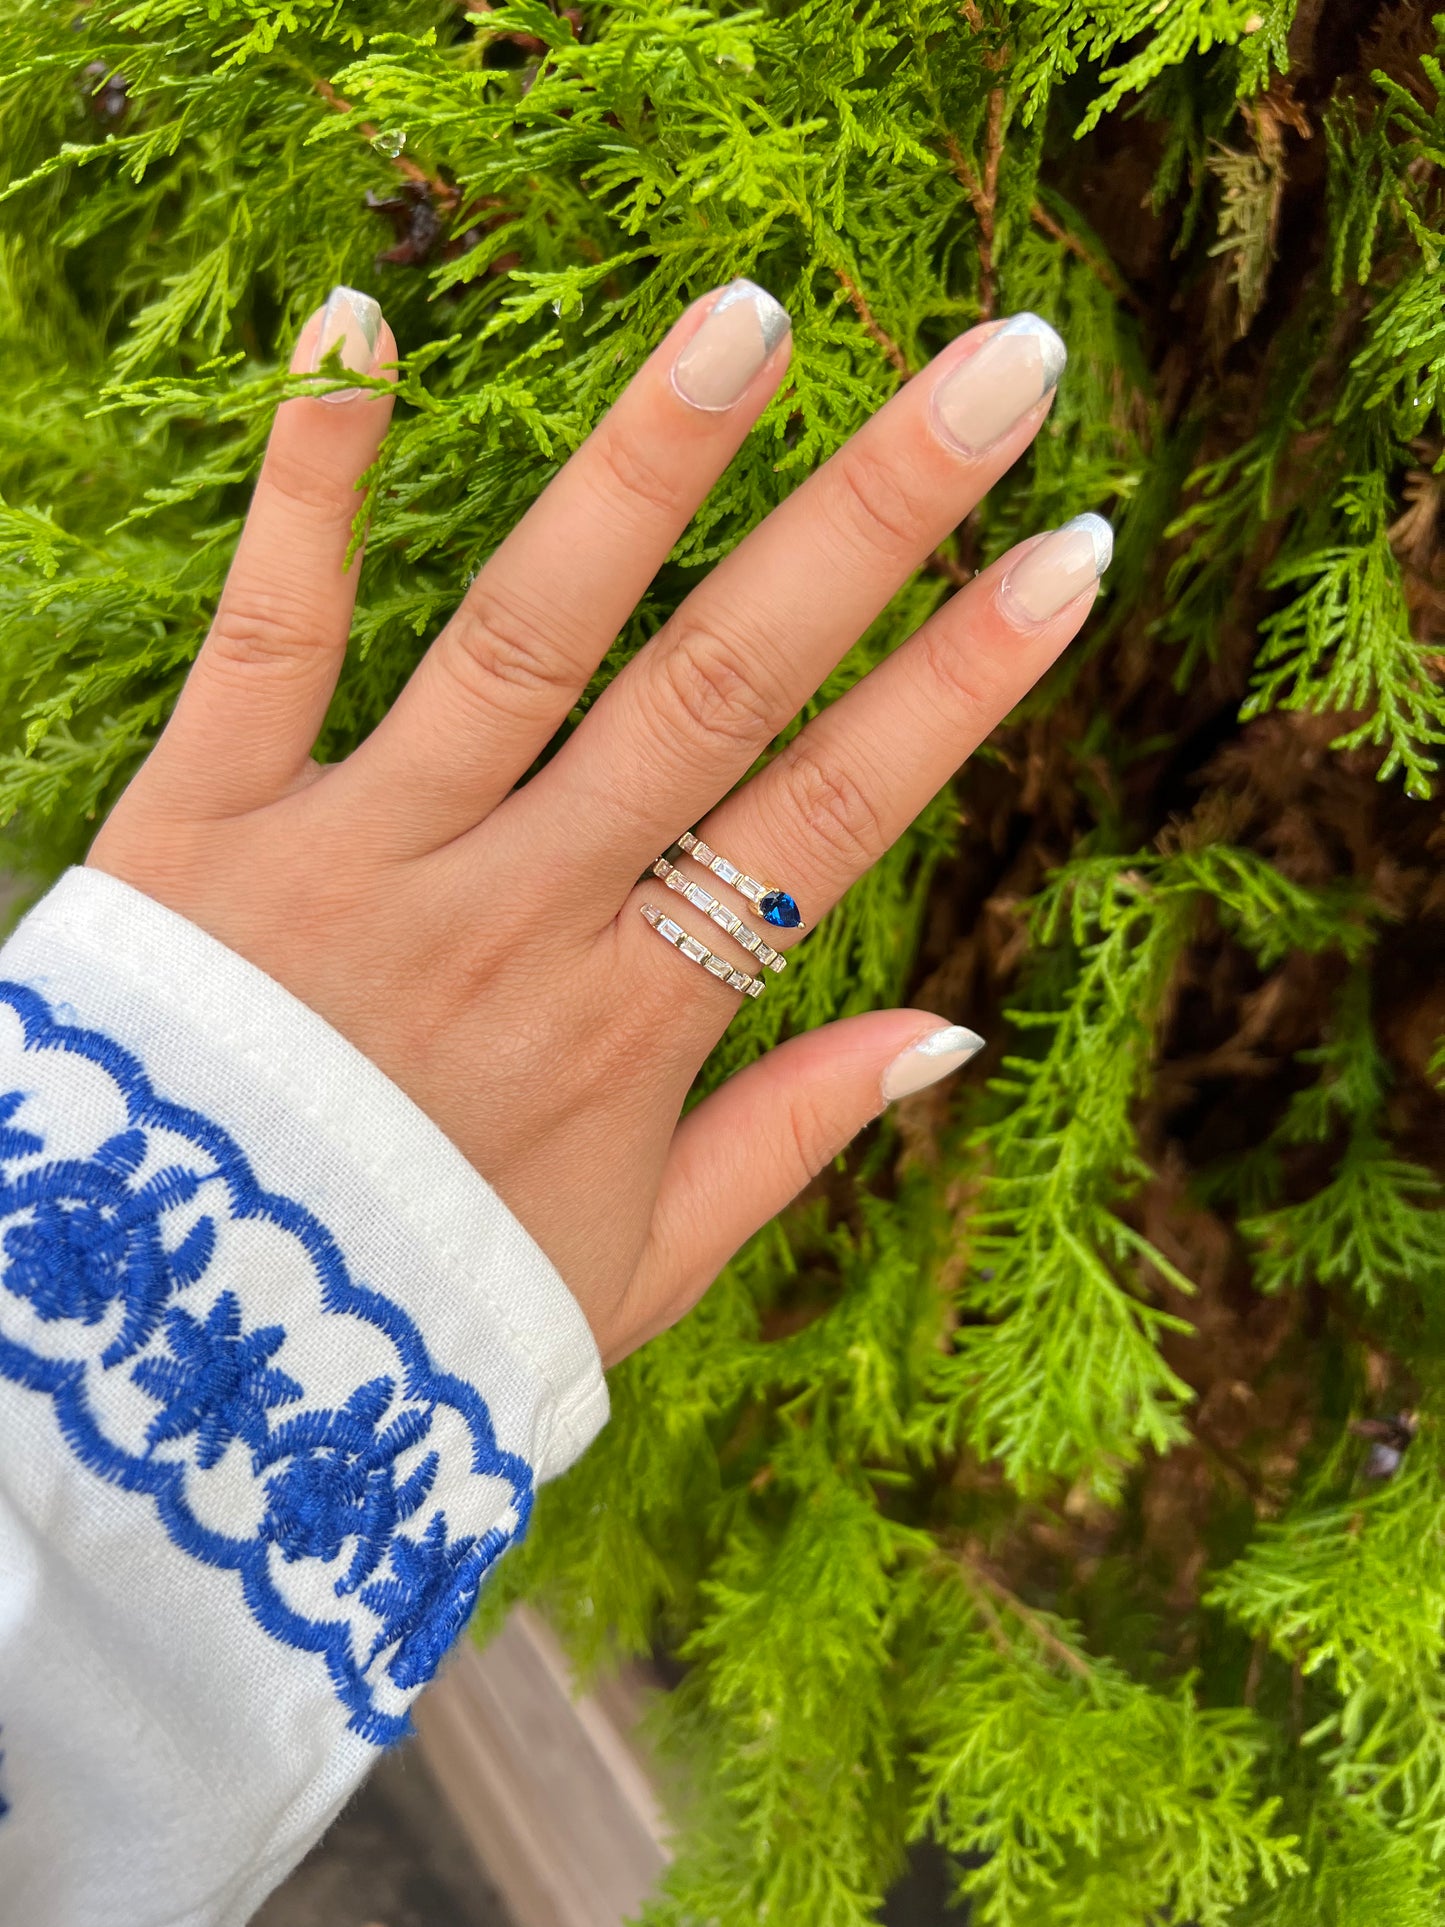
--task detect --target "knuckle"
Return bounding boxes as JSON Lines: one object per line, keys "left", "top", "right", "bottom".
{"left": 263, "top": 445, "right": 362, "bottom": 526}
{"left": 914, "top": 619, "right": 1004, "bottom": 723}
{"left": 444, "top": 590, "right": 578, "bottom": 708}
{"left": 774, "top": 742, "right": 887, "bottom": 870}
{"left": 591, "top": 418, "right": 687, "bottom": 520}
{"left": 823, "top": 443, "right": 929, "bottom": 561}
{"left": 657, "top": 620, "right": 784, "bottom": 754}
{"left": 205, "top": 593, "right": 319, "bottom": 675}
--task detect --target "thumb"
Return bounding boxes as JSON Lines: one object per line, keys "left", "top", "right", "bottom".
{"left": 616, "top": 1013, "right": 984, "bottom": 1358}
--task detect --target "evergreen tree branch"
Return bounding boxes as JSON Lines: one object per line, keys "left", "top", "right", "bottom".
{"left": 831, "top": 268, "right": 912, "bottom": 377}
{"left": 1243, "top": 971, "right": 1445, "bottom": 1307}
{"left": 940, "top": 1540, "right": 1094, "bottom": 1680}
{"left": 0, "top": 3, "right": 1439, "bottom": 1915}
{"left": 1028, "top": 195, "right": 1140, "bottom": 312}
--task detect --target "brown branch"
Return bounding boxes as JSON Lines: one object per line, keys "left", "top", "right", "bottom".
{"left": 943, "top": 105, "right": 1004, "bottom": 319}
{"left": 961, "top": 1574, "right": 1014, "bottom": 1661}
{"left": 1029, "top": 200, "right": 1142, "bottom": 313}
{"left": 834, "top": 268, "right": 912, "bottom": 377}
{"left": 925, "top": 544, "right": 973, "bottom": 588}
{"left": 946, "top": 3, "right": 1008, "bottom": 317}
{"left": 943, "top": 1543, "right": 1094, "bottom": 1680}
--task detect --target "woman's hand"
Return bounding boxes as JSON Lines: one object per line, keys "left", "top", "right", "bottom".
{"left": 87, "top": 280, "right": 1106, "bottom": 1364}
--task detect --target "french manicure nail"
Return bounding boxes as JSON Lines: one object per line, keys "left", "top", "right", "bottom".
{"left": 881, "top": 1025, "right": 986, "bottom": 1104}
{"left": 931, "top": 312, "right": 1067, "bottom": 456}
{"left": 309, "top": 285, "right": 383, "bottom": 402}
{"left": 998, "top": 513, "right": 1114, "bottom": 625}
{"left": 671, "top": 279, "right": 791, "bottom": 412}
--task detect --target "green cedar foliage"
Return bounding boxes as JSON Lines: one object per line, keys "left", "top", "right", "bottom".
{"left": 1, "top": 1, "right": 1443, "bottom": 1921}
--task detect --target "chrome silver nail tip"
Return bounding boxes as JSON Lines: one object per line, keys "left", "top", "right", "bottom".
{"left": 713, "top": 277, "right": 791, "bottom": 353}
{"left": 914, "top": 1024, "right": 985, "bottom": 1059}
{"left": 322, "top": 285, "right": 382, "bottom": 353}
{"left": 997, "top": 311, "right": 1067, "bottom": 389}
{"left": 1061, "top": 511, "right": 1114, "bottom": 576}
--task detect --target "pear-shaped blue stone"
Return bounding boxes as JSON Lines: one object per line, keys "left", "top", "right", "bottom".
{"left": 760, "top": 890, "right": 802, "bottom": 929}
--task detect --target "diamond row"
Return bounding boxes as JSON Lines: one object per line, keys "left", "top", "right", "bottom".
{"left": 650, "top": 859, "right": 788, "bottom": 972}
{"left": 676, "top": 829, "right": 769, "bottom": 911}
{"left": 640, "top": 904, "right": 766, "bottom": 996}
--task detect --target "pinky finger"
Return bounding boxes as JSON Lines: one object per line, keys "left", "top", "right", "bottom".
{"left": 607, "top": 1012, "right": 984, "bottom": 1361}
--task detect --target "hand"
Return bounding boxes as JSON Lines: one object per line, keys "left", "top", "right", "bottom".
{"left": 87, "top": 280, "right": 1107, "bottom": 1364}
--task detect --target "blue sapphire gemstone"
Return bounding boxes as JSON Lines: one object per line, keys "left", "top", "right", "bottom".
{"left": 760, "top": 890, "right": 802, "bottom": 929}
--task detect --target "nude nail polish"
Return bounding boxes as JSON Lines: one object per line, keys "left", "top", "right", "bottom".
{"left": 931, "top": 312, "right": 1067, "bottom": 455}
{"left": 309, "top": 286, "right": 382, "bottom": 402}
{"left": 671, "top": 279, "right": 791, "bottom": 412}
{"left": 998, "top": 513, "right": 1114, "bottom": 625}
{"left": 881, "top": 1025, "right": 985, "bottom": 1103}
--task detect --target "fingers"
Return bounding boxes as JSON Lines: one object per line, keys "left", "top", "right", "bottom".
{"left": 605, "top": 1012, "right": 983, "bottom": 1359}
{"left": 150, "top": 289, "right": 397, "bottom": 816}
{"left": 684, "top": 515, "right": 1113, "bottom": 943}
{"left": 527, "top": 313, "right": 1066, "bottom": 894}
{"left": 339, "top": 279, "right": 793, "bottom": 851}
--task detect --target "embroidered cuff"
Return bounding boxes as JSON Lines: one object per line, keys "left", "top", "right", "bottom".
{"left": 0, "top": 864, "right": 607, "bottom": 1742}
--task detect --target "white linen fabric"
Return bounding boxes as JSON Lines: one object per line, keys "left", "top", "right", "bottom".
{"left": 0, "top": 866, "right": 608, "bottom": 1925}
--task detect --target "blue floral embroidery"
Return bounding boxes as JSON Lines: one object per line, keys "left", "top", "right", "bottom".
{"left": 361, "top": 1513, "right": 512, "bottom": 1690}
{"left": 134, "top": 1292, "right": 303, "bottom": 1468}
{"left": 0, "top": 1094, "right": 217, "bottom": 1366}
{"left": 0, "top": 981, "right": 534, "bottom": 1745}
{"left": 257, "top": 1377, "right": 439, "bottom": 1595}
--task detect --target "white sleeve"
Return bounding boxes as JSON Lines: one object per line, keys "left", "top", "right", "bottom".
{"left": 0, "top": 865, "right": 608, "bottom": 1927}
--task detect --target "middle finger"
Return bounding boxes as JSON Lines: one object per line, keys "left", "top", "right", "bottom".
{"left": 518, "top": 311, "right": 1065, "bottom": 895}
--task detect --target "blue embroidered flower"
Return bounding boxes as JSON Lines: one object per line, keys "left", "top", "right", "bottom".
{"left": 0, "top": 979, "right": 535, "bottom": 1744}
{"left": 132, "top": 1291, "right": 303, "bottom": 1468}
{"left": 0, "top": 1112, "right": 216, "bottom": 1365}
{"left": 361, "top": 1513, "right": 509, "bottom": 1690}
{"left": 258, "top": 1376, "right": 439, "bottom": 1595}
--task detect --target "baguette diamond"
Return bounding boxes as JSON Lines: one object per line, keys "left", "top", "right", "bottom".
{"left": 639, "top": 902, "right": 768, "bottom": 999}
{"left": 674, "top": 831, "right": 807, "bottom": 936}
{"left": 650, "top": 856, "right": 791, "bottom": 973}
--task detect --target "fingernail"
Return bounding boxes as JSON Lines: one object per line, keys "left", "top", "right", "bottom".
{"left": 881, "top": 1025, "right": 985, "bottom": 1103}
{"left": 671, "top": 279, "right": 790, "bottom": 412}
{"left": 931, "top": 312, "right": 1066, "bottom": 456}
{"left": 309, "top": 285, "right": 383, "bottom": 403}
{"left": 998, "top": 513, "right": 1114, "bottom": 625}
